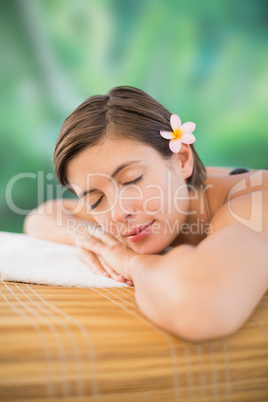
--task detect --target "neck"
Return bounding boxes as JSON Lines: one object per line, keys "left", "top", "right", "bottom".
{"left": 171, "top": 186, "right": 211, "bottom": 247}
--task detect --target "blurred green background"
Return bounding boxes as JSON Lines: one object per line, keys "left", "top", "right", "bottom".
{"left": 1, "top": 0, "right": 267, "bottom": 233}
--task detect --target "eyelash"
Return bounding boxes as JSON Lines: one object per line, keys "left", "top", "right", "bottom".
{"left": 122, "top": 175, "right": 143, "bottom": 186}
{"left": 90, "top": 175, "right": 143, "bottom": 210}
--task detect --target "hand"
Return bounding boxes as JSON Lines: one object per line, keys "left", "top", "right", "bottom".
{"left": 76, "top": 229, "right": 136, "bottom": 286}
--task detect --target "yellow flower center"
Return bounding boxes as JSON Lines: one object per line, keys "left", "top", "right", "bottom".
{"left": 173, "top": 128, "right": 183, "bottom": 140}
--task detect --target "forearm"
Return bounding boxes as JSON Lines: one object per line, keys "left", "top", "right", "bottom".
{"left": 130, "top": 245, "right": 195, "bottom": 337}
{"left": 131, "top": 225, "right": 268, "bottom": 341}
{"left": 190, "top": 225, "right": 268, "bottom": 336}
{"left": 23, "top": 199, "right": 92, "bottom": 245}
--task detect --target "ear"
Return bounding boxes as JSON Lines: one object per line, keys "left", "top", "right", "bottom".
{"left": 174, "top": 144, "right": 194, "bottom": 179}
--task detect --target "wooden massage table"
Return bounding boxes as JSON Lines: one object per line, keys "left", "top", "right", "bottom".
{"left": 0, "top": 282, "right": 268, "bottom": 401}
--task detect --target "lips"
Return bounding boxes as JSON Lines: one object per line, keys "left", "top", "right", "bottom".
{"left": 124, "top": 221, "right": 155, "bottom": 243}
{"left": 123, "top": 221, "right": 154, "bottom": 236}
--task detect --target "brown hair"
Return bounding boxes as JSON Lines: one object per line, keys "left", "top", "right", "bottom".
{"left": 54, "top": 86, "right": 206, "bottom": 191}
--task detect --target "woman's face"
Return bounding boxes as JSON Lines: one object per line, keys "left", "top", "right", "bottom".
{"left": 67, "top": 137, "right": 191, "bottom": 254}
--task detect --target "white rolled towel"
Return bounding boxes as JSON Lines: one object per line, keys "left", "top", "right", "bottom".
{"left": 0, "top": 231, "right": 128, "bottom": 288}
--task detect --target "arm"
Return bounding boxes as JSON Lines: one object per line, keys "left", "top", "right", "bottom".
{"left": 23, "top": 199, "right": 96, "bottom": 245}
{"left": 131, "top": 191, "right": 268, "bottom": 341}
{"left": 24, "top": 199, "right": 134, "bottom": 285}
{"left": 81, "top": 191, "right": 268, "bottom": 341}
{"left": 132, "top": 224, "right": 268, "bottom": 341}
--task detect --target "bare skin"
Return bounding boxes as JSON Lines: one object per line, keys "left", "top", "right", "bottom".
{"left": 24, "top": 139, "right": 268, "bottom": 341}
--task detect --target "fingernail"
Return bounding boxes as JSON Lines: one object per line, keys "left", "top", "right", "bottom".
{"left": 117, "top": 275, "right": 125, "bottom": 281}
{"left": 102, "top": 272, "right": 110, "bottom": 277}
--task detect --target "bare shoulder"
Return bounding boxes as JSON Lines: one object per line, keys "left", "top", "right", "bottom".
{"left": 205, "top": 168, "right": 268, "bottom": 219}
{"left": 207, "top": 170, "right": 268, "bottom": 244}
{"left": 205, "top": 166, "right": 234, "bottom": 175}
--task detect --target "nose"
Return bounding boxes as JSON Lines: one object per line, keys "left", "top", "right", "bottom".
{"left": 110, "top": 200, "right": 136, "bottom": 223}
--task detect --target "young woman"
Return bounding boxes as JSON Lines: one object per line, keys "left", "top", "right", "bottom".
{"left": 24, "top": 86, "right": 268, "bottom": 341}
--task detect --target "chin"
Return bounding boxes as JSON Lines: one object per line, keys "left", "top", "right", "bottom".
{"left": 129, "top": 239, "right": 170, "bottom": 255}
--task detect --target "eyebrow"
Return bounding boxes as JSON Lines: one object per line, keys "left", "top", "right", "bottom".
{"left": 79, "top": 160, "right": 141, "bottom": 198}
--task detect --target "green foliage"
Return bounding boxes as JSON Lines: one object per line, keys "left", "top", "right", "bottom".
{"left": 1, "top": 0, "right": 267, "bottom": 232}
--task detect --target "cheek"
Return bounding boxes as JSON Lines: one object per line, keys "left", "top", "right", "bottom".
{"left": 141, "top": 185, "right": 191, "bottom": 233}
{"left": 142, "top": 185, "right": 167, "bottom": 215}
{"left": 91, "top": 212, "right": 109, "bottom": 231}
{"left": 172, "top": 185, "right": 190, "bottom": 217}
{"left": 142, "top": 181, "right": 187, "bottom": 216}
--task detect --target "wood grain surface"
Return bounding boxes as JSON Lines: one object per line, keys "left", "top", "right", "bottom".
{"left": 0, "top": 281, "right": 268, "bottom": 401}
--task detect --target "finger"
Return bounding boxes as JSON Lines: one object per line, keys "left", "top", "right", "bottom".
{"left": 77, "top": 236, "right": 135, "bottom": 281}
{"left": 126, "top": 280, "right": 134, "bottom": 287}
{"left": 85, "top": 223, "right": 119, "bottom": 245}
{"left": 78, "top": 236, "right": 109, "bottom": 256}
{"left": 77, "top": 230, "right": 118, "bottom": 248}
{"left": 98, "top": 256, "right": 126, "bottom": 283}
{"left": 90, "top": 230, "right": 119, "bottom": 246}
{"left": 77, "top": 247, "right": 111, "bottom": 278}
{"left": 78, "top": 247, "right": 126, "bottom": 282}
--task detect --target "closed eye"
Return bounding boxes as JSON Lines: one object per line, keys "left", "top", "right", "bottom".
{"left": 90, "top": 175, "right": 143, "bottom": 210}
{"left": 122, "top": 175, "right": 143, "bottom": 186}
{"left": 90, "top": 195, "right": 104, "bottom": 210}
